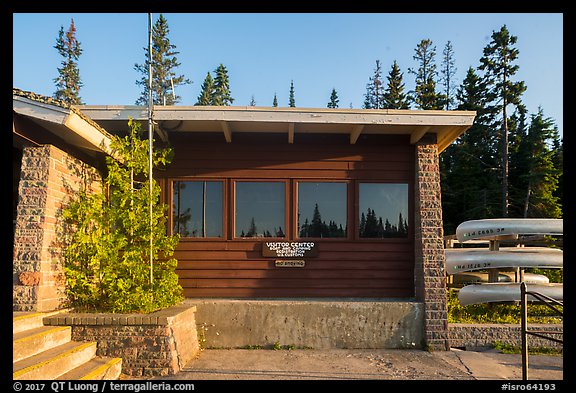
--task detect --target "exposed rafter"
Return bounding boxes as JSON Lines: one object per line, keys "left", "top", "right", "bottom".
{"left": 410, "top": 126, "right": 432, "bottom": 145}
{"left": 220, "top": 120, "right": 232, "bottom": 143}
{"left": 350, "top": 124, "right": 364, "bottom": 144}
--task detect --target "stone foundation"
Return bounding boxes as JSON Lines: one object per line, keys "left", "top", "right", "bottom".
{"left": 43, "top": 303, "right": 199, "bottom": 377}
{"left": 193, "top": 299, "right": 424, "bottom": 349}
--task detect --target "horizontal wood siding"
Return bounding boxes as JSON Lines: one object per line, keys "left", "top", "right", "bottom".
{"left": 159, "top": 133, "right": 415, "bottom": 298}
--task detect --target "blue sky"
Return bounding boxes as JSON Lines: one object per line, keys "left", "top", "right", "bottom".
{"left": 13, "top": 13, "right": 563, "bottom": 137}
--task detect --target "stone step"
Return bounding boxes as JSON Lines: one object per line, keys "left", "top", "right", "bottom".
{"left": 13, "top": 341, "right": 97, "bottom": 380}
{"left": 13, "top": 310, "right": 65, "bottom": 334}
{"left": 13, "top": 325, "right": 72, "bottom": 363}
{"left": 57, "top": 357, "right": 123, "bottom": 380}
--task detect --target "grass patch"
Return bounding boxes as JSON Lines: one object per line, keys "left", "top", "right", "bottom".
{"left": 240, "top": 344, "right": 264, "bottom": 350}
{"left": 447, "top": 289, "right": 563, "bottom": 324}
{"left": 493, "top": 341, "right": 562, "bottom": 356}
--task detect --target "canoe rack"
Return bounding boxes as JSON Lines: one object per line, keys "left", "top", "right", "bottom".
{"left": 520, "top": 281, "right": 563, "bottom": 380}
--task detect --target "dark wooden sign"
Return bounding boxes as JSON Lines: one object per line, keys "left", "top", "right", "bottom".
{"left": 263, "top": 242, "right": 318, "bottom": 258}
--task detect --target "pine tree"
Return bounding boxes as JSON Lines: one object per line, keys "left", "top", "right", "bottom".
{"left": 195, "top": 72, "right": 214, "bottom": 105}
{"left": 383, "top": 60, "right": 409, "bottom": 109}
{"left": 212, "top": 64, "right": 234, "bottom": 106}
{"left": 364, "top": 60, "right": 385, "bottom": 109}
{"left": 479, "top": 25, "right": 527, "bottom": 217}
{"left": 409, "top": 39, "right": 444, "bottom": 110}
{"left": 53, "top": 19, "right": 83, "bottom": 105}
{"left": 273, "top": 93, "right": 278, "bottom": 107}
{"left": 249, "top": 95, "right": 256, "bottom": 106}
{"left": 289, "top": 80, "right": 296, "bottom": 107}
{"left": 134, "top": 14, "right": 191, "bottom": 105}
{"left": 327, "top": 88, "right": 339, "bottom": 108}
{"left": 440, "top": 41, "right": 457, "bottom": 110}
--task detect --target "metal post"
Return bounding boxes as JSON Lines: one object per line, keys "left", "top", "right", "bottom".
{"left": 148, "top": 12, "right": 154, "bottom": 287}
{"left": 488, "top": 240, "right": 500, "bottom": 282}
{"left": 520, "top": 282, "right": 528, "bottom": 380}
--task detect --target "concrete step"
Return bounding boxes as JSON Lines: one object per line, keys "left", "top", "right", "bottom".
{"left": 13, "top": 341, "right": 97, "bottom": 380}
{"left": 13, "top": 310, "right": 65, "bottom": 334}
{"left": 57, "top": 357, "right": 123, "bottom": 380}
{"left": 13, "top": 325, "right": 72, "bottom": 363}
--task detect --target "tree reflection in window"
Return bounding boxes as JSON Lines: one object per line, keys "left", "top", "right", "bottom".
{"left": 235, "top": 182, "right": 286, "bottom": 238}
{"left": 359, "top": 183, "right": 409, "bottom": 238}
{"left": 173, "top": 181, "right": 223, "bottom": 237}
{"left": 298, "top": 182, "right": 347, "bottom": 238}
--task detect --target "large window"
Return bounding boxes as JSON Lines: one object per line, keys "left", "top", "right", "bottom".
{"left": 297, "top": 182, "right": 347, "bottom": 238}
{"left": 171, "top": 179, "right": 410, "bottom": 241}
{"left": 173, "top": 180, "right": 223, "bottom": 238}
{"left": 358, "top": 183, "right": 409, "bottom": 238}
{"left": 235, "top": 181, "right": 286, "bottom": 238}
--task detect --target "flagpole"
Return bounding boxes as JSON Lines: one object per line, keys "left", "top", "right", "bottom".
{"left": 148, "top": 12, "right": 154, "bottom": 288}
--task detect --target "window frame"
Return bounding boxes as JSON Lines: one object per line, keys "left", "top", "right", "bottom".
{"left": 293, "top": 179, "right": 352, "bottom": 241}
{"left": 169, "top": 178, "right": 227, "bottom": 241}
{"left": 232, "top": 179, "right": 290, "bottom": 240}
{"left": 355, "top": 181, "right": 412, "bottom": 241}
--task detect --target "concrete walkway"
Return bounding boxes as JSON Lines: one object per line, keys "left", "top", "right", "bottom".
{"left": 149, "top": 348, "right": 562, "bottom": 381}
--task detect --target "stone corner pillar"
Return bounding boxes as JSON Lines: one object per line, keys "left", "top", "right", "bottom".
{"left": 413, "top": 134, "right": 450, "bottom": 351}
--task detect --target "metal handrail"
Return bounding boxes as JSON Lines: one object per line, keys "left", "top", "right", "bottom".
{"left": 520, "top": 282, "right": 563, "bottom": 380}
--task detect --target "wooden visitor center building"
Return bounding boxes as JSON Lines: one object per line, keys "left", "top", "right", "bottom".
{"left": 13, "top": 88, "right": 475, "bottom": 350}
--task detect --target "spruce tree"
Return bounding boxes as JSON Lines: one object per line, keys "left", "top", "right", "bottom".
{"left": 408, "top": 39, "right": 444, "bottom": 110}
{"left": 440, "top": 41, "right": 457, "bottom": 110}
{"left": 273, "top": 93, "right": 278, "bottom": 107}
{"left": 310, "top": 203, "right": 323, "bottom": 237}
{"left": 507, "top": 104, "right": 529, "bottom": 216}
{"left": 383, "top": 60, "right": 409, "bottom": 109}
{"left": 518, "top": 108, "right": 562, "bottom": 218}
{"left": 195, "top": 72, "right": 214, "bottom": 105}
{"left": 362, "top": 85, "right": 373, "bottom": 109}
{"left": 289, "top": 80, "right": 296, "bottom": 107}
{"left": 212, "top": 64, "right": 234, "bottom": 106}
{"left": 327, "top": 88, "right": 339, "bottom": 108}
{"left": 364, "top": 60, "right": 385, "bottom": 109}
{"left": 249, "top": 95, "right": 256, "bottom": 106}
{"left": 440, "top": 67, "right": 500, "bottom": 234}
{"left": 53, "top": 19, "right": 83, "bottom": 105}
{"left": 478, "top": 25, "right": 527, "bottom": 217}
{"left": 134, "top": 14, "right": 191, "bottom": 105}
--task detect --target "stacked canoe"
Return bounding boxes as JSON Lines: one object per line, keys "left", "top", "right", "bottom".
{"left": 445, "top": 219, "right": 563, "bottom": 306}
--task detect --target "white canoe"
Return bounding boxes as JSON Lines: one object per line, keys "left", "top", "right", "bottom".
{"left": 458, "top": 283, "right": 563, "bottom": 306}
{"left": 456, "top": 218, "right": 563, "bottom": 242}
{"left": 452, "top": 272, "right": 549, "bottom": 285}
{"left": 445, "top": 247, "right": 563, "bottom": 275}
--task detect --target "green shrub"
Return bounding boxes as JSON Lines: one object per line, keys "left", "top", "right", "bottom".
{"left": 62, "top": 119, "right": 183, "bottom": 313}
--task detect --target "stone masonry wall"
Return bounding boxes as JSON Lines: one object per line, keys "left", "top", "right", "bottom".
{"left": 13, "top": 145, "right": 101, "bottom": 311}
{"left": 449, "top": 323, "right": 563, "bottom": 350}
{"left": 44, "top": 303, "right": 200, "bottom": 377}
{"left": 413, "top": 134, "right": 449, "bottom": 351}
